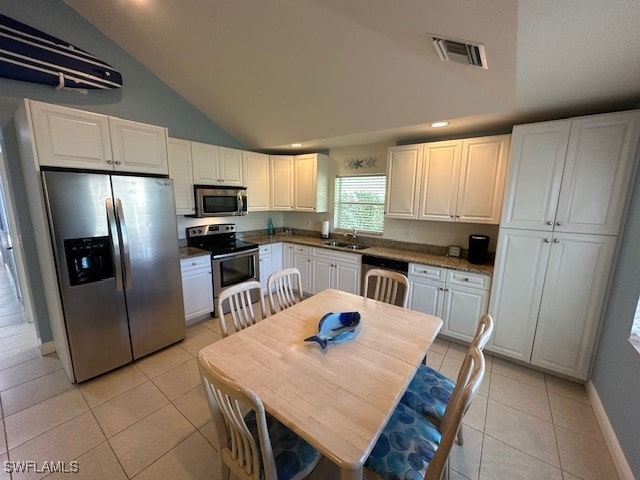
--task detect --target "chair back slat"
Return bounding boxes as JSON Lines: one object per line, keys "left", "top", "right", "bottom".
{"left": 217, "top": 280, "right": 266, "bottom": 338}
{"left": 199, "top": 359, "right": 279, "bottom": 480}
{"left": 268, "top": 268, "right": 303, "bottom": 313}
{"left": 426, "top": 347, "right": 485, "bottom": 480}
{"left": 364, "top": 268, "right": 409, "bottom": 308}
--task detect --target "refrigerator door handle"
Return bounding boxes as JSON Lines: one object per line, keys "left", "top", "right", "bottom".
{"left": 115, "top": 197, "right": 133, "bottom": 289}
{"left": 105, "top": 198, "right": 124, "bottom": 292}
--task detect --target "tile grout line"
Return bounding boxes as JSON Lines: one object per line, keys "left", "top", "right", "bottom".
{"left": 0, "top": 391, "right": 13, "bottom": 480}
{"left": 475, "top": 356, "right": 493, "bottom": 480}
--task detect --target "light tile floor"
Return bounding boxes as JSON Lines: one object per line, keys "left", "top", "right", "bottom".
{"left": 0, "top": 303, "right": 620, "bottom": 479}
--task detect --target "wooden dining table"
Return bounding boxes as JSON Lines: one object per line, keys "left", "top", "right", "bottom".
{"left": 198, "top": 288, "right": 443, "bottom": 480}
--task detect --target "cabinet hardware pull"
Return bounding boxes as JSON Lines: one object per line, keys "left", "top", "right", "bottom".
{"left": 106, "top": 160, "right": 114, "bottom": 164}
{"left": 464, "top": 278, "right": 469, "bottom": 281}
{"left": 115, "top": 161, "right": 121, "bottom": 165}
{"left": 544, "top": 238, "right": 551, "bottom": 243}
{"left": 191, "top": 262, "right": 197, "bottom": 265}
{"left": 553, "top": 238, "right": 560, "bottom": 243}
{"left": 546, "top": 221, "right": 553, "bottom": 225}
{"left": 456, "top": 215, "right": 460, "bottom": 218}
{"left": 450, "top": 215, "right": 454, "bottom": 218}
{"left": 556, "top": 221, "right": 563, "bottom": 226}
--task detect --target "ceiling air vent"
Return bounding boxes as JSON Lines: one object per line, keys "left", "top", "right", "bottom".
{"left": 432, "top": 36, "right": 487, "bottom": 69}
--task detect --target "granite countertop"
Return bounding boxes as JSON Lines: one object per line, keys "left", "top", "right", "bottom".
{"left": 243, "top": 234, "right": 494, "bottom": 276}
{"left": 179, "top": 246, "right": 210, "bottom": 260}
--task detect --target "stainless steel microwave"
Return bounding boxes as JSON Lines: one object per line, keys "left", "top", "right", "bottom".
{"left": 194, "top": 186, "right": 247, "bottom": 217}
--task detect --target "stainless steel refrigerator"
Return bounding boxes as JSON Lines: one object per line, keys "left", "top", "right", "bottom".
{"left": 42, "top": 170, "right": 186, "bottom": 382}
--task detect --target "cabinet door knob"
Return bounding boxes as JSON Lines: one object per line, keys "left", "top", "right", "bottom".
{"left": 115, "top": 161, "right": 122, "bottom": 165}
{"left": 456, "top": 215, "right": 460, "bottom": 218}
{"left": 106, "top": 160, "right": 114, "bottom": 164}
{"left": 556, "top": 221, "right": 563, "bottom": 226}
{"left": 464, "top": 277, "right": 469, "bottom": 281}
{"left": 553, "top": 238, "right": 560, "bottom": 243}
{"left": 191, "top": 262, "right": 197, "bottom": 265}
{"left": 449, "top": 215, "right": 454, "bottom": 218}
{"left": 546, "top": 221, "right": 553, "bottom": 225}
{"left": 544, "top": 238, "right": 551, "bottom": 243}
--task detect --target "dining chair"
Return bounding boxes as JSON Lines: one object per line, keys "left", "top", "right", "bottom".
{"left": 217, "top": 280, "right": 267, "bottom": 338}
{"left": 268, "top": 268, "right": 304, "bottom": 314}
{"left": 363, "top": 268, "right": 409, "bottom": 308}
{"left": 365, "top": 347, "right": 486, "bottom": 480}
{"left": 400, "top": 314, "right": 494, "bottom": 446}
{"left": 198, "top": 358, "right": 322, "bottom": 480}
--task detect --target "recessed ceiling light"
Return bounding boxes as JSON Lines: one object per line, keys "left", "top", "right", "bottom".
{"left": 430, "top": 121, "right": 449, "bottom": 128}
{"left": 291, "top": 143, "right": 302, "bottom": 147}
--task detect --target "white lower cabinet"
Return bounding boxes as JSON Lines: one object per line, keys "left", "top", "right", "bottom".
{"left": 311, "top": 248, "right": 361, "bottom": 295}
{"left": 293, "top": 245, "right": 312, "bottom": 293}
{"left": 488, "top": 229, "right": 617, "bottom": 379}
{"left": 259, "top": 243, "right": 284, "bottom": 294}
{"left": 180, "top": 255, "right": 213, "bottom": 324}
{"left": 408, "top": 264, "right": 491, "bottom": 343}
{"left": 283, "top": 243, "right": 295, "bottom": 269}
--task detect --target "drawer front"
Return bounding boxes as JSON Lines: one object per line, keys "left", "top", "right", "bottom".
{"left": 180, "top": 255, "right": 211, "bottom": 273}
{"left": 446, "top": 269, "right": 491, "bottom": 291}
{"left": 312, "top": 247, "right": 360, "bottom": 265}
{"left": 408, "top": 263, "right": 446, "bottom": 282}
{"left": 294, "top": 245, "right": 311, "bottom": 255}
{"left": 259, "top": 244, "right": 272, "bottom": 255}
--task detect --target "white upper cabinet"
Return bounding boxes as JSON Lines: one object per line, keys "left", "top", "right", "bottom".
{"left": 294, "top": 154, "right": 329, "bottom": 212}
{"left": 555, "top": 112, "right": 640, "bottom": 235}
{"left": 191, "top": 142, "right": 220, "bottom": 184}
{"left": 385, "top": 144, "right": 422, "bottom": 218}
{"left": 388, "top": 135, "right": 510, "bottom": 224}
{"left": 219, "top": 147, "right": 244, "bottom": 187}
{"left": 29, "top": 100, "right": 169, "bottom": 175}
{"left": 456, "top": 135, "right": 510, "bottom": 224}
{"left": 244, "top": 151, "right": 270, "bottom": 211}
{"left": 168, "top": 138, "right": 195, "bottom": 215}
{"left": 191, "top": 143, "right": 245, "bottom": 186}
{"left": 418, "top": 141, "right": 461, "bottom": 221}
{"left": 502, "top": 111, "right": 640, "bottom": 235}
{"left": 500, "top": 121, "right": 570, "bottom": 231}
{"left": 270, "top": 155, "right": 294, "bottom": 211}
{"left": 109, "top": 117, "right": 169, "bottom": 175}
{"left": 29, "top": 100, "right": 112, "bottom": 169}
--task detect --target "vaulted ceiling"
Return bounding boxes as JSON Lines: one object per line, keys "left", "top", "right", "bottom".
{"left": 64, "top": 0, "right": 640, "bottom": 151}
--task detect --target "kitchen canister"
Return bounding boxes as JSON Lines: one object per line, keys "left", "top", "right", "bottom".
{"left": 468, "top": 234, "right": 490, "bottom": 265}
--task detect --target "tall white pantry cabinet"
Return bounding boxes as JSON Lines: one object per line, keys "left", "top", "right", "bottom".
{"left": 488, "top": 110, "right": 640, "bottom": 379}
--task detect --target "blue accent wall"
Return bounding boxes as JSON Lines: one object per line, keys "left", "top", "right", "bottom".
{"left": 592, "top": 158, "right": 640, "bottom": 477}
{"left": 0, "top": 0, "right": 244, "bottom": 343}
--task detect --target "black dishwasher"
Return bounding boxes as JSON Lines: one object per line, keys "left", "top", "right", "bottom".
{"left": 361, "top": 255, "right": 409, "bottom": 305}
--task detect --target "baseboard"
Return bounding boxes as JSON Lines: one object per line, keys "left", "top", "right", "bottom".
{"left": 39, "top": 340, "right": 56, "bottom": 355}
{"left": 586, "top": 380, "right": 636, "bottom": 480}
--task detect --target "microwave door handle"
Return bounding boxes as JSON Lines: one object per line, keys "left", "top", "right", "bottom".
{"left": 114, "top": 198, "right": 133, "bottom": 290}
{"left": 237, "top": 191, "right": 243, "bottom": 215}
{"left": 105, "top": 198, "right": 124, "bottom": 292}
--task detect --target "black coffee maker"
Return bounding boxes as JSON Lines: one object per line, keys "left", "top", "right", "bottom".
{"left": 468, "top": 235, "right": 490, "bottom": 265}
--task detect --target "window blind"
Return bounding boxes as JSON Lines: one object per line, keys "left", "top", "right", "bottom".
{"left": 334, "top": 175, "right": 386, "bottom": 233}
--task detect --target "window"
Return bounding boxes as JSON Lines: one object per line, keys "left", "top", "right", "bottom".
{"left": 631, "top": 295, "right": 640, "bottom": 343}
{"left": 334, "top": 174, "right": 386, "bottom": 234}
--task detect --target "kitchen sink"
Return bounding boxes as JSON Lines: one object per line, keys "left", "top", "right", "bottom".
{"left": 323, "top": 240, "right": 368, "bottom": 250}
{"left": 323, "top": 240, "right": 350, "bottom": 247}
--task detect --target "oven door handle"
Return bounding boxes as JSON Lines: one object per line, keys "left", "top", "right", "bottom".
{"left": 212, "top": 248, "right": 259, "bottom": 261}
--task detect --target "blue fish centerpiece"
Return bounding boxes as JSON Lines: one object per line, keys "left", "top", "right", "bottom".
{"left": 304, "top": 312, "right": 361, "bottom": 350}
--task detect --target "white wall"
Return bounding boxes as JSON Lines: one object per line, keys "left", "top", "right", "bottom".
{"left": 176, "top": 211, "right": 284, "bottom": 239}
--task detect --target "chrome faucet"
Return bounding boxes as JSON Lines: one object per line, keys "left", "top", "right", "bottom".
{"left": 343, "top": 228, "right": 357, "bottom": 244}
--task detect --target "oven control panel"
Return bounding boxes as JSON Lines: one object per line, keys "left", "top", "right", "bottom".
{"left": 187, "top": 223, "right": 235, "bottom": 237}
